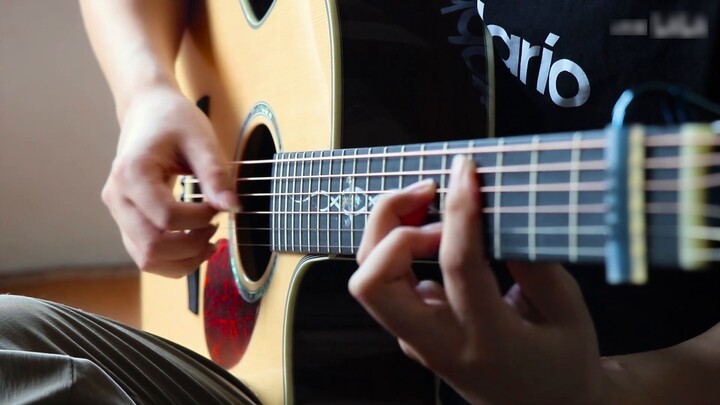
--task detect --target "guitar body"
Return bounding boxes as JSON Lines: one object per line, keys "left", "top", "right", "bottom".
{"left": 142, "top": 1, "right": 492, "bottom": 403}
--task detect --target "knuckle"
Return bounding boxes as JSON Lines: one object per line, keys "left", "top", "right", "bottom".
{"left": 110, "top": 157, "right": 133, "bottom": 182}
{"left": 154, "top": 208, "right": 174, "bottom": 231}
{"left": 100, "top": 182, "right": 113, "bottom": 207}
{"left": 348, "top": 271, "right": 368, "bottom": 300}
{"left": 131, "top": 249, "right": 153, "bottom": 272}
{"left": 439, "top": 251, "right": 466, "bottom": 275}
{"left": 113, "top": 153, "right": 155, "bottom": 183}
{"left": 136, "top": 236, "right": 163, "bottom": 266}
{"left": 391, "top": 227, "right": 416, "bottom": 245}
{"left": 202, "top": 166, "right": 230, "bottom": 189}
{"left": 370, "top": 194, "right": 394, "bottom": 218}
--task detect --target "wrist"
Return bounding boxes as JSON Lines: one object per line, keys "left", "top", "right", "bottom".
{"left": 112, "top": 55, "right": 181, "bottom": 122}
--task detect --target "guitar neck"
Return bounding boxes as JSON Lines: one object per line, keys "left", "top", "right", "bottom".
{"left": 266, "top": 124, "right": 718, "bottom": 284}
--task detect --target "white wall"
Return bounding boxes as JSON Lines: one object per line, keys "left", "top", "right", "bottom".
{"left": 0, "top": 0, "right": 132, "bottom": 273}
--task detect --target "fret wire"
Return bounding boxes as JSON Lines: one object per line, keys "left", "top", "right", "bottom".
{"left": 316, "top": 152, "right": 323, "bottom": 252}
{"left": 290, "top": 152, "right": 297, "bottom": 251}
{"left": 569, "top": 132, "right": 581, "bottom": 262}
{"left": 492, "top": 139, "right": 503, "bottom": 260}
{"left": 271, "top": 158, "right": 278, "bottom": 250}
{"left": 315, "top": 150, "right": 322, "bottom": 253}
{"left": 419, "top": 144, "right": 426, "bottom": 184}
{"left": 300, "top": 151, "right": 307, "bottom": 253}
{"left": 365, "top": 149, "right": 372, "bottom": 243}
{"left": 282, "top": 153, "right": 289, "bottom": 251}
{"left": 529, "top": 136, "right": 539, "bottom": 261}
{"left": 440, "top": 142, "right": 449, "bottom": 216}
{"left": 338, "top": 149, "right": 346, "bottom": 254}
{"left": 326, "top": 151, "right": 331, "bottom": 253}
{"left": 350, "top": 148, "right": 358, "bottom": 254}
{"left": 281, "top": 157, "right": 286, "bottom": 250}
{"left": 281, "top": 156, "right": 287, "bottom": 250}
{"left": 381, "top": 146, "right": 388, "bottom": 208}
{"left": 399, "top": 145, "right": 407, "bottom": 189}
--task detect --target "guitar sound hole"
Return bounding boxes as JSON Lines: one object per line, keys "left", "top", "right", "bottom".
{"left": 245, "top": 0, "right": 274, "bottom": 22}
{"left": 237, "top": 125, "right": 275, "bottom": 282}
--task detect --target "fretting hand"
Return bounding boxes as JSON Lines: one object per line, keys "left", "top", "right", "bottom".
{"left": 349, "top": 155, "right": 610, "bottom": 404}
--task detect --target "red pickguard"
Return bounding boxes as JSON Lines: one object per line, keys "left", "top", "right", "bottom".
{"left": 203, "top": 239, "right": 260, "bottom": 368}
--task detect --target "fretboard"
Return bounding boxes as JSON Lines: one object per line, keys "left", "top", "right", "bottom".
{"left": 266, "top": 124, "right": 718, "bottom": 283}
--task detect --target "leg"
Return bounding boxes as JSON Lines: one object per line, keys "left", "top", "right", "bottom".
{"left": 0, "top": 295, "right": 259, "bottom": 404}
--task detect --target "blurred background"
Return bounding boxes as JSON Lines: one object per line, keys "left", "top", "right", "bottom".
{"left": 1, "top": 1, "right": 138, "bottom": 325}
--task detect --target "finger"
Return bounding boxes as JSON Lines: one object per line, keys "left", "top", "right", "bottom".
{"left": 120, "top": 159, "right": 219, "bottom": 231}
{"left": 142, "top": 246, "right": 217, "bottom": 279}
{"left": 415, "top": 279, "right": 448, "bottom": 306}
{"left": 110, "top": 194, "right": 217, "bottom": 269}
{"left": 506, "top": 261, "right": 591, "bottom": 325}
{"left": 398, "top": 339, "right": 422, "bottom": 363}
{"left": 503, "top": 283, "right": 532, "bottom": 319}
{"left": 439, "top": 155, "right": 507, "bottom": 324}
{"left": 139, "top": 225, "right": 218, "bottom": 263}
{"left": 350, "top": 222, "right": 451, "bottom": 345}
{"left": 357, "top": 179, "right": 436, "bottom": 264}
{"left": 181, "top": 124, "right": 240, "bottom": 213}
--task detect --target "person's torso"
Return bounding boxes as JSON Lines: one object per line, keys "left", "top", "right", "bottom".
{"left": 440, "top": 0, "right": 720, "bottom": 355}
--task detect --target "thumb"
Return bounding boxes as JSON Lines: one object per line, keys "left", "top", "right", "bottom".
{"left": 506, "top": 262, "right": 590, "bottom": 325}
{"left": 182, "top": 129, "right": 240, "bottom": 213}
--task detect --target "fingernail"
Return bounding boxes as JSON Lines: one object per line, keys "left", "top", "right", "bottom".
{"left": 421, "top": 222, "right": 443, "bottom": 233}
{"left": 203, "top": 243, "right": 218, "bottom": 261}
{"left": 405, "top": 178, "right": 436, "bottom": 193}
{"left": 450, "top": 154, "right": 471, "bottom": 183}
{"left": 217, "top": 190, "right": 242, "bottom": 213}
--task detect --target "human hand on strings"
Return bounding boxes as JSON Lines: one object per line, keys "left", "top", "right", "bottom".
{"left": 102, "top": 84, "right": 240, "bottom": 277}
{"left": 349, "top": 155, "right": 612, "bottom": 404}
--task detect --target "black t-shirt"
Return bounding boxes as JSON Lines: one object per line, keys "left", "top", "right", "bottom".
{"left": 447, "top": 0, "right": 720, "bottom": 355}
{"left": 483, "top": 0, "right": 720, "bottom": 134}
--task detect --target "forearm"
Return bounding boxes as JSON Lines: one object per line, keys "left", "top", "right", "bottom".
{"left": 79, "top": 0, "right": 188, "bottom": 121}
{"left": 601, "top": 322, "right": 720, "bottom": 404}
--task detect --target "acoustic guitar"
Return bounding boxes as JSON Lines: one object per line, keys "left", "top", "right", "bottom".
{"left": 140, "top": 1, "right": 720, "bottom": 403}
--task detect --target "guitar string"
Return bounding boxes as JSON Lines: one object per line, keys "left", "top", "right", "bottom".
{"left": 221, "top": 224, "right": 720, "bottom": 242}
{"left": 182, "top": 171, "right": 720, "bottom": 215}
{"left": 181, "top": 153, "right": 720, "bottom": 185}
{"left": 222, "top": 244, "right": 718, "bottom": 264}
{"left": 179, "top": 134, "right": 719, "bottom": 249}
{"left": 196, "top": 136, "right": 718, "bottom": 255}
{"left": 183, "top": 169, "right": 720, "bottom": 198}
{"left": 216, "top": 219, "right": 720, "bottom": 241}
{"left": 215, "top": 202, "right": 719, "bottom": 217}
{"left": 213, "top": 131, "right": 718, "bottom": 167}
{"left": 217, "top": 245, "right": 720, "bottom": 260}
{"left": 210, "top": 242, "right": 720, "bottom": 258}
{"left": 209, "top": 200, "right": 720, "bottom": 246}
